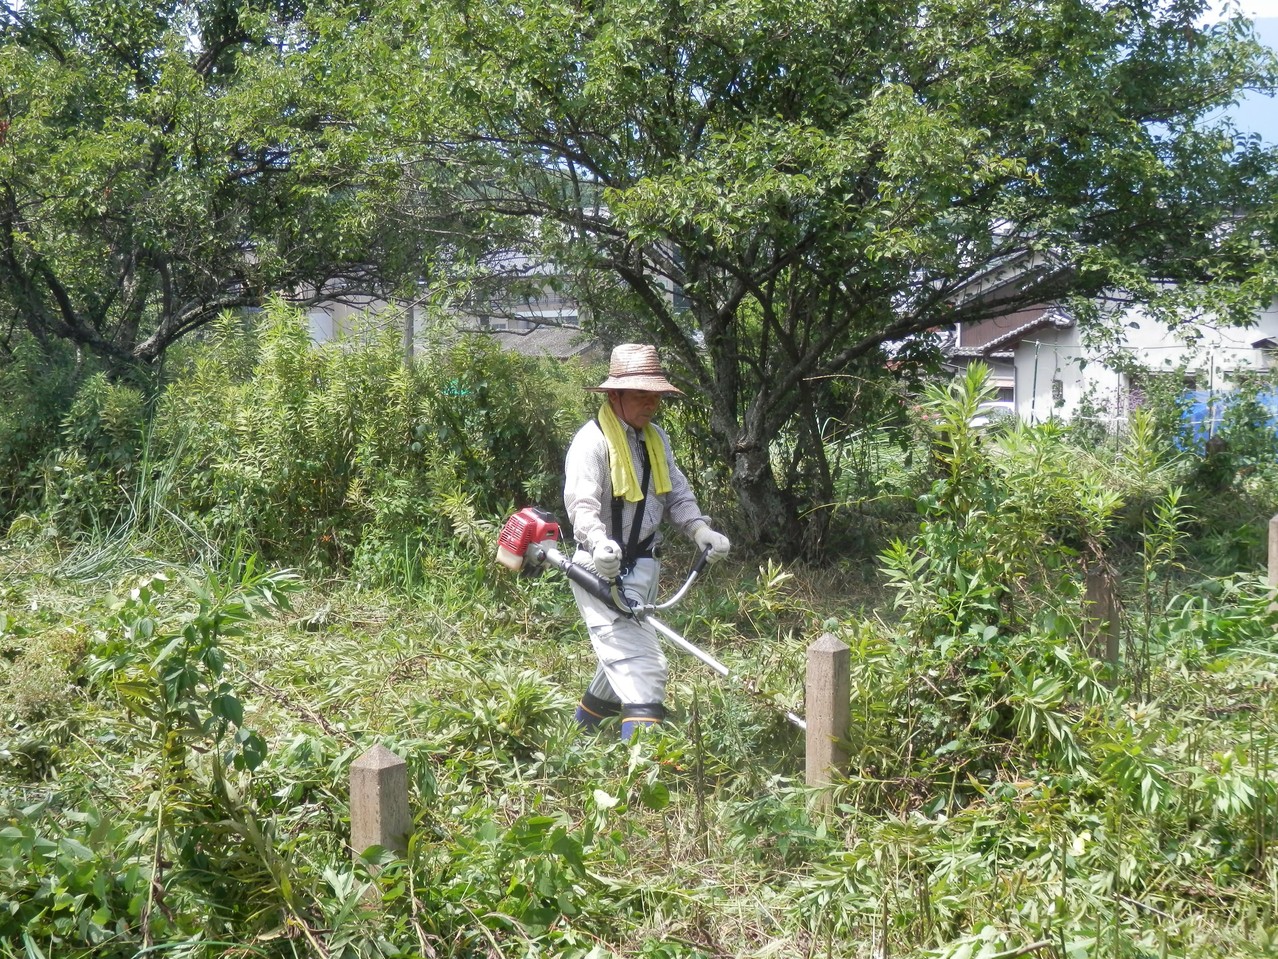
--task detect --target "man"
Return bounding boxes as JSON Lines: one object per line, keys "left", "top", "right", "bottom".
{"left": 563, "top": 343, "right": 731, "bottom": 740}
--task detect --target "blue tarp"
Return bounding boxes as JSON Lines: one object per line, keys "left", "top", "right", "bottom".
{"left": 1181, "top": 389, "right": 1278, "bottom": 451}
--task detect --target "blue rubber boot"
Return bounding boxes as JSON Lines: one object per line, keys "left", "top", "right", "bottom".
{"left": 620, "top": 703, "right": 665, "bottom": 741}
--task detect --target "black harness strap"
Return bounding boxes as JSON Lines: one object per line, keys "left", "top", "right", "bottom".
{"left": 615, "top": 440, "right": 652, "bottom": 570}
{"left": 601, "top": 420, "right": 654, "bottom": 572}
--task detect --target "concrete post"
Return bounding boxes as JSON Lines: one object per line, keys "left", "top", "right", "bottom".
{"left": 805, "top": 633, "right": 850, "bottom": 789}
{"left": 1268, "top": 515, "right": 1278, "bottom": 606}
{"left": 402, "top": 304, "right": 415, "bottom": 367}
{"left": 1084, "top": 565, "right": 1120, "bottom": 684}
{"left": 350, "top": 744, "right": 411, "bottom": 859}
{"left": 1262, "top": 519, "right": 1272, "bottom": 585}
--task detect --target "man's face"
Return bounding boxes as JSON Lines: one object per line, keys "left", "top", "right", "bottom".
{"left": 610, "top": 389, "right": 662, "bottom": 429}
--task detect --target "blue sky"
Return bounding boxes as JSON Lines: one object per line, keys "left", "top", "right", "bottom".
{"left": 1232, "top": 17, "right": 1277, "bottom": 144}
{"left": 1202, "top": 4, "right": 1278, "bottom": 144}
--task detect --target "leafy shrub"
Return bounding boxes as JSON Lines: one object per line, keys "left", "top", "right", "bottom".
{"left": 3, "top": 559, "right": 302, "bottom": 955}
{"left": 1102, "top": 369, "right": 1278, "bottom": 574}
{"left": 0, "top": 807, "right": 154, "bottom": 958}
{"left": 12, "top": 355, "right": 1278, "bottom": 959}
{"left": 151, "top": 307, "right": 394, "bottom": 561}
{"left": 0, "top": 607, "right": 86, "bottom": 727}
{"left": 883, "top": 364, "right": 1120, "bottom": 643}
{"left": 150, "top": 301, "right": 587, "bottom": 577}
{"left": 36, "top": 374, "right": 149, "bottom": 536}
{"left": 0, "top": 340, "right": 84, "bottom": 525}
{"left": 417, "top": 662, "right": 571, "bottom": 764}
{"left": 866, "top": 365, "right": 1173, "bottom": 782}
{"left": 1183, "top": 379, "right": 1278, "bottom": 572}
{"left": 351, "top": 331, "right": 590, "bottom": 583}
{"left": 6, "top": 510, "right": 1278, "bottom": 958}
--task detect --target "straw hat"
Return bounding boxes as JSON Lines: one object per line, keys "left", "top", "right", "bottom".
{"left": 587, "top": 343, "right": 684, "bottom": 395}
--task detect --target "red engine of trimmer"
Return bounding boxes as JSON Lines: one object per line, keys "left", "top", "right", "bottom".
{"left": 495, "top": 507, "right": 561, "bottom": 572}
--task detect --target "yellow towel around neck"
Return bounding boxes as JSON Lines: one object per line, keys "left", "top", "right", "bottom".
{"left": 598, "top": 402, "right": 672, "bottom": 502}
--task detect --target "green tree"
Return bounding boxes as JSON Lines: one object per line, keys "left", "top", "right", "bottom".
{"left": 0, "top": 0, "right": 425, "bottom": 376}
{"left": 353, "top": 0, "right": 1278, "bottom": 556}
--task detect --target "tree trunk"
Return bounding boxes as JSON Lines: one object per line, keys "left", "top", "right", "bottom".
{"left": 729, "top": 437, "right": 805, "bottom": 560}
{"left": 701, "top": 332, "right": 808, "bottom": 558}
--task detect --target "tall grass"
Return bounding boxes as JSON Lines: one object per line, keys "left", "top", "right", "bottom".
{"left": 5, "top": 301, "right": 595, "bottom": 585}
{"left": 6, "top": 363, "right": 1278, "bottom": 957}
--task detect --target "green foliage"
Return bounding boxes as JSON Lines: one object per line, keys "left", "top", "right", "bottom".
{"left": 0, "top": 341, "right": 83, "bottom": 523}
{"left": 351, "top": 332, "right": 583, "bottom": 584}
{"left": 343, "top": 0, "right": 1278, "bottom": 554}
{"left": 154, "top": 306, "right": 398, "bottom": 561}
{"left": 147, "top": 301, "right": 581, "bottom": 577}
{"left": 791, "top": 547, "right": 1278, "bottom": 955}
{"left": 7, "top": 503, "right": 1278, "bottom": 957}
{"left": 32, "top": 373, "right": 149, "bottom": 535}
{"left": 1185, "top": 377, "right": 1278, "bottom": 573}
{"left": 0, "top": 807, "right": 152, "bottom": 959}
{"left": 0, "top": 0, "right": 423, "bottom": 373}
{"left": 1212, "top": 380, "right": 1278, "bottom": 473}
{"left": 884, "top": 365, "right": 1118, "bottom": 644}
{"left": 0, "top": 596, "right": 86, "bottom": 729}
{"left": 11, "top": 339, "right": 1278, "bottom": 957}
{"left": 1088, "top": 366, "right": 1278, "bottom": 576}
{"left": 417, "top": 662, "right": 571, "bottom": 764}
{"left": 3, "top": 557, "right": 303, "bottom": 955}
{"left": 86, "top": 559, "right": 297, "bottom": 774}
{"left": 650, "top": 386, "right": 736, "bottom": 529}
{"left": 866, "top": 367, "right": 1197, "bottom": 786}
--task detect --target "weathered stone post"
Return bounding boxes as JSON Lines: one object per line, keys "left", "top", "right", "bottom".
{"left": 1084, "top": 564, "right": 1121, "bottom": 684}
{"left": 805, "top": 633, "right": 850, "bottom": 792}
{"left": 350, "top": 744, "right": 411, "bottom": 860}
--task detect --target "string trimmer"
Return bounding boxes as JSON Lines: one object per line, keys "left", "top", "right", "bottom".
{"left": 496, "top": 507, "right": 806, "bottom": 730}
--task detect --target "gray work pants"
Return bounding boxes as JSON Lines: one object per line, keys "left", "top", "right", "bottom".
{"left": 569, "top": 553, "right": 666, "bottom": 706}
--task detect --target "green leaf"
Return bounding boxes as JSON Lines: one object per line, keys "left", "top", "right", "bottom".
{"left": 638, "top": 781, "right": 670, "bottom": 811}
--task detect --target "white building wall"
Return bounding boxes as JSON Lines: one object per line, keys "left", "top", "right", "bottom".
{"left": 308, "top": 308, "right": 336, "bottom": 342}
{"left": 1011, "top": 324, "right": 1105, "bottom": 423}
{"left": 307, "top": 297, "right": 414, "bottom": 345}
{"left": 1011, "top": 298, "right": 1278, "bottom": 426}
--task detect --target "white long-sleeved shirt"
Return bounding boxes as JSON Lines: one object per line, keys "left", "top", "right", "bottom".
{"left": 563, "top": 418, "right": 709, "bottom": 553}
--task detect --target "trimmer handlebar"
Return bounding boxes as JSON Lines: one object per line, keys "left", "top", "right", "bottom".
{"left": 689, "top": 544, "right": 711, "bottom": 581}
{"left": 498, "top": 504, "right": 711, "bottom": 617}
{"left": 527, "top": 540, "right": 711, "bottom": 618}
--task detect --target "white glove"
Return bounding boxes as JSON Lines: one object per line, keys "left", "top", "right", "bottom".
{"left": 592, "top": 539, "right": 623, "bottom": 579}
{"left": 693, "top": 525, "right": 731, "bottom": 563}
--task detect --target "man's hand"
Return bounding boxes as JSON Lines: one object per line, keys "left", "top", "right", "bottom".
{"left": 592, "top": 539, "right": 623, "bottom": 579}
{"left": 693, "top": 526, "right": 731, "bottom": 563}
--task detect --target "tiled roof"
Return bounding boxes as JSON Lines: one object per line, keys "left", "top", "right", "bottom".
{"left": 950, "top": 347, "right": 1016, "bottom": 360}
{"left": 959, "top": 311, "right": 1074, "bottom": 357}
{"left": 491, "top": 325, "right": 599, "bottom": 360}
